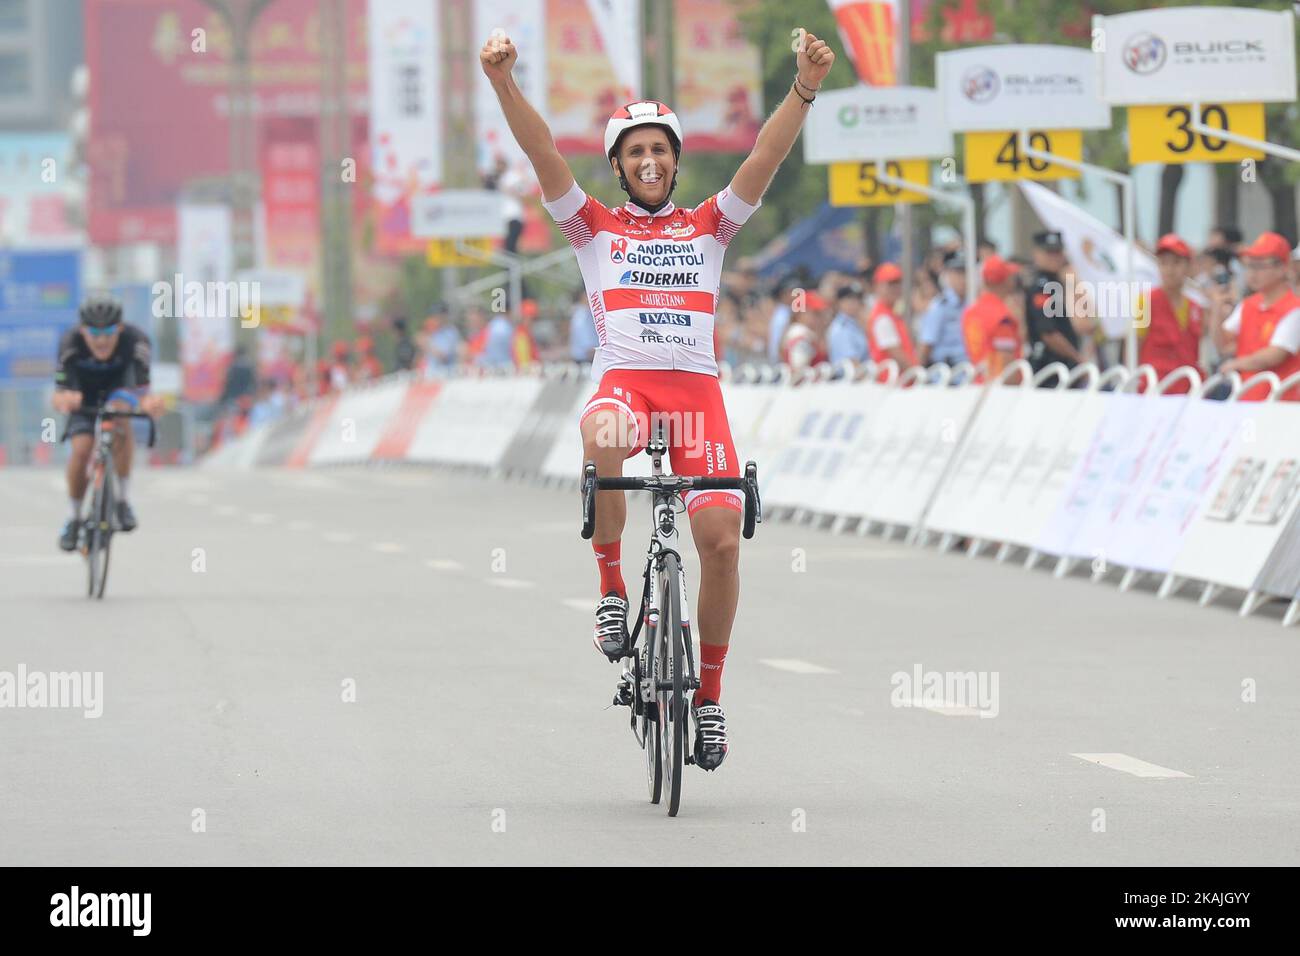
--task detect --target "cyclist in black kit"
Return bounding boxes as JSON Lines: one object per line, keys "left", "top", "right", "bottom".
{"left": 52, "top": 297, "right": 164, "bottom": 551}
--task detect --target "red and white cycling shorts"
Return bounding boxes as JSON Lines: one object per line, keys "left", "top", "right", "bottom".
{"left": 580, "top": 368, "right": 742, "bottom": 517}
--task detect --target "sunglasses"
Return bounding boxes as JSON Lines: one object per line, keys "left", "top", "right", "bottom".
{"left": 85, "top": 323, "right": 121, "bottom": 338}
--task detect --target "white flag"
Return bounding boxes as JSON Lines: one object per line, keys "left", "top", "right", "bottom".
{"left": 1019, "top": 181, "right": 1158, "bottom": 339}
{"left": 586, "top": 0, "right": 642, "bottom": 101}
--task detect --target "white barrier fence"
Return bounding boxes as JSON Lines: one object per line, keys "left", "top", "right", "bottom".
{"left": 206, "top": 362, "right": 1300, "bottom": 628}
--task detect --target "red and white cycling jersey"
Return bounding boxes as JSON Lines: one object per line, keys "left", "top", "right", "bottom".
{"left": 543, "top": 181, "right": 760, "bottom": 377}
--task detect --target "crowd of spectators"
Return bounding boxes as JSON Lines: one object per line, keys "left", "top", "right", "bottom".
{"left": 209, "top": 221, "right": 1300, "bottom": 446}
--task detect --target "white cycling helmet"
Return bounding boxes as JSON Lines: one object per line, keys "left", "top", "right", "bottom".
{"left": 603, "top": 100, "right": 683, "bottom": 159}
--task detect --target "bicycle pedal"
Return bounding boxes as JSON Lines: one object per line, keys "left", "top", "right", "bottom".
{"left": 612, "top": 680, "right": 633, "bottom": 707}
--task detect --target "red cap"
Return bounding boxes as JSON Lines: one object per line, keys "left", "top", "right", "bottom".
{"left": 331, "top": 341, "right": 350, "bottom": 358}
{"left": 520, "top": 299, "right": 539, "bottom": 319}
{"left": 356, "top": 336, "right": 373, "bottom": 353}
{"left": 1155, "top": 233, "right": 1192, "bottom": 259}
{"left": 802, "top": 290, "right": 828, "bottom": 310}
{"left": 874, "top": 262, "right": 903, "bottom": 283}
{"left": 1241, "top": 231, "right": 1291, "bottom": 262}
{"left": 981, "top": 255, "right": 1021, "bottom": 285}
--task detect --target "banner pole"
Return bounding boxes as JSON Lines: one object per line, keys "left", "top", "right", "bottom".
{"left": 868, "top": 163, "right": 977, "bottom": 307}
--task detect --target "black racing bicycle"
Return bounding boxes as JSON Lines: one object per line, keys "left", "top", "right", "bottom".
{"left": 67, "top": 405, "right": 156, "bottom": 599}
{"left": 580, "top": 428, "right": 760, "bottom": 817}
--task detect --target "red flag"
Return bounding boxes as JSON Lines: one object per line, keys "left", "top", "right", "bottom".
{"left": 826, "top": 0, "right": 899, "bottom": 86}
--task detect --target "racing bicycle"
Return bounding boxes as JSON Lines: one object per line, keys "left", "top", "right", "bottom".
{"left": 67, "top": 405, "right": 157, "bottom": 599}
{"left": 580, "top": 426, "right": 761, "bottom": 817}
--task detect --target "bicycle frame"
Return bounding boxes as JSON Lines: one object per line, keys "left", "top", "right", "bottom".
{"left": 636, "top": 436, "right": 699, "bottom": 713}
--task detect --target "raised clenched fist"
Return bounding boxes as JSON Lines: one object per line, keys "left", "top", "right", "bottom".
{"left": 794, "top": 30, "right": 834, "bottom": 90}
{"left": 480, "top": 29, "right": 518, "bottom": 80}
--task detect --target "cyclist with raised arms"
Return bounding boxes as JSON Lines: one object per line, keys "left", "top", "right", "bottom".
{"left": 52, "top": 296, "right": 164, "bottom": 551}
{"left": 481, "top": 26, "right": 835, "bottom": 771}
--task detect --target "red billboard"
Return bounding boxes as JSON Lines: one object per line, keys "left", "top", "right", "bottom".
{"left": 86, "top": 0, "right": 370, "bottom": 246}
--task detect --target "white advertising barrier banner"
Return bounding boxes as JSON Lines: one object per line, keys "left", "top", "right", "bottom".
{"left": 368, "top": 0, "right": 443, "bottom": 206}
{"left": 1097, "top": 7, "right": 1297, "bottom": 106}
{"left": 922, "top": 384, "right": 1024, "bottom": 536}
{"left": 720, "top": 382, "right": 778, "bottom": 466}
{"left": 539, "top": 386, "right": 590, "bottom": 480}
{"left": 770, "top": 381, "right": 875, "bottom": 514}
{"left": 941, "top": 382, "right": 1081, "bottom": 546}
{"left": 754, "top": 386, "right": 829, "bottom": 508}
{"left": 538, "top": 386, "right": 657, "bottom": 481}
{"left": 407, "top": 377, "right": 543, "bottom": 467}
{"left": 998, "top": 387, "right": 1108, "bottom": 550}
{"left": 1032, "top": 392, "right": 1187, "bottom": 562}
{"left": 819, "top": 380, "right": 923, "bottom": 521}
{"left": 862, "top": 384, "right": 980, "bottom": 527}
{"left": 1170, "top": 402, "right": 1300, "bottom": 594}
{"left": 937, "top": 45, "right": 1111, "bottom": 132}
{"left": 957, "top": 384, "right": 1070, "bottom": 542}
{"left": 1103, "top": 399, "right": 1250, "bottom": 574}
{"left": 205, "top": 425, "right": 271, "bottom": 470}
{"left": 802, "top": 86, "right": 953, "bottom": 164}
{"left": 308, "top": 379, "right": 410, "bottom": 465}
{"left": 1253, "top": 500, "right": 1300, "bottom": 600}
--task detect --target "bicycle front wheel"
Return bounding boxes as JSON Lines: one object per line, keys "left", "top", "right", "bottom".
{"left": 659, "top": 552, "right": 686, "bottom": 817}
{"left": 87, "top": 469, "right": 113, "bottom": 600}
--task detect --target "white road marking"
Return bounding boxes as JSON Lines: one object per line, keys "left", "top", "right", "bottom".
{"left": 425, "top": 559, "right": 463, "bottom": 571}
{"left": 287, "top": 519, "right": 314, "bottom": 531}
{"left": 186, "top": 494, "right": 210, "bottom": 505}
{"left": 563, "top": 597, "right": 593, "bottom": 613}
{"left": 371, "top": 541, "right": 405, "bottom": 554}
{"left": 1070, "top": 753, "right": 1193, "bottom": 778}
{"left": 486, "top": 577, "right": 536, "bottom": 589}
{"left": 248, "top": 513, "right": 274, "bottom": 524}
{"left": 760, "top": 658, "right": 838, "bottom": 675}
{"left": 215, "top": 505, "right": 239, "bottom": 517}
{"left": 323, "top": 531, "right": 354, "bottom": 544}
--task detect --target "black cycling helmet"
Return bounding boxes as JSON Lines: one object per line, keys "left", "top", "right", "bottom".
{"left": 79, "top": 296, "right": 123, "bottom": 329}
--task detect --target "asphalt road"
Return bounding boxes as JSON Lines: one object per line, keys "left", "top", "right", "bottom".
{"left": 2, "top": 465, "right": 1297, "bottom": 865}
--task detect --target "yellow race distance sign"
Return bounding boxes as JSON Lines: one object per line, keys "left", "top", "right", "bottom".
{"left": 964, "top": 130, "right": 1082, "bottom": 183}
{"left": 426, "top": 237, "right": 494, "bottom": 267}
{"left": 829, "top": 160, "right": 930, "bottom": 207}
{"left": 1127, "top": 103, "right": 1265, "bottom": 165}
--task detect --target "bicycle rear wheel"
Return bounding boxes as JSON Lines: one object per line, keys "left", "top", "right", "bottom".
{"left": 87, "top": 469, "right": 113, "bottom": 600}
{"left": 658, "top": 552, "right": 686, "bottom": 817}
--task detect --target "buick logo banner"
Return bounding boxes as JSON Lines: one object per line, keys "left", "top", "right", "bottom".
{"left": 1099, "top": 7, "right": 1296, "bottom": 105}
{"left": 962, "top": 67, "right": 1000, "bottom": 103}
{"left": 1123, "top": 33, "right": 1166, "bottom": 75}
{"left": 938, "top": 45, "right": 1110, "bottom": 132}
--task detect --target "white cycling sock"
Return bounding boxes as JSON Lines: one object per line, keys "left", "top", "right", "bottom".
{"left": 117, "top": 476, "right": 130, "bottom": 503}
{"left": 69, "top": 497, "right": 83, "bottom": 520}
